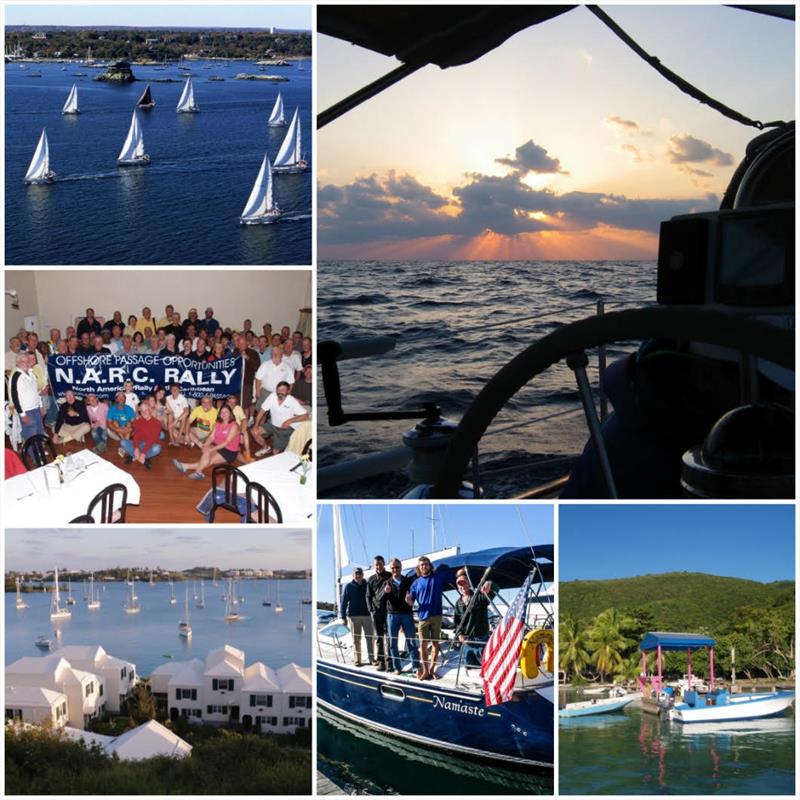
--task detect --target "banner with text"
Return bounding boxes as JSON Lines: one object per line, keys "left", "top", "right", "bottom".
{"left": 48, "top": 353, "right": 242, "bottom": 400}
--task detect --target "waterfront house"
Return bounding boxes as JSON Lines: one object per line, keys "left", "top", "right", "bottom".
{"left": 5, "top": 685, "right": 69, "bottom": 728}
{"left": 63, "top": 719, "right": 192, "bottom": 760}
{"left": 276, "top": 663, "right": 312, "bottom": 732}
{"left": 57, "top": 645, "right": 137, "bottom": 713}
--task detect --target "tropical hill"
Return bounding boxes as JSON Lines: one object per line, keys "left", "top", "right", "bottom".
{"left": 561, "top": 571, "right": 794, "bottom": 631}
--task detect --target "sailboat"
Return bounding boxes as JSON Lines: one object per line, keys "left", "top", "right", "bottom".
{"left": 62, "top": 84, "right": 79, "bottom": 115}
{"left": 176, "top": 77, "right": 199, "bottom": 113}
{"left": 149, "top": 569, "right": 155, "bottom": 586}
{"left": 296, "top": 601, "right": 305, "bottom": 631}
{"left": 267, "top": 92, "right": 286, "bottom": 127}
{"left": 24, "top": 129, "right": 56, "bottom": 184}
{"left": 301, "top": 572, "right": 312, "bottom": 605}
{"left": 224, "top": 578, "right": 241, "bottom": 622}
{"left": 169, "top": 580, "right": 177, "bottom": 605}
{"left": 82, "top": 580, "right": 88, "bottom": 601}
{"left": 262, "top": 580, "right": 271, "bottom": 607}
{"left": 211, "top": 568, "right": 218, "bottom": 588}
{"left": 137, "top": 83, "right": 155, "bottom": 109}
{"left": 50, "top": 568, "right": 71, "bottom": 620}
{"left": 87, "top": 572, "right": 101, "bottom": 610}
{"left": 239, "top": 155, "right": 281, "bottom": 225}
{"left": 126, "top": 571, "right": 133, "bottom": 586}
{"left": 124, "top": 580, "right": 140, "bottom": 614}
{"left": 195, "top": 579, "right": 206, "bottom": 609}
{"left": 66, "top": 578, "right": 77, "bottom": 605}
{"left": 274, "top": 581, "right": 284, "bottom": 614}
{"left": 117, "top": 110, "right": 150, "bottom": 166}
{"left": 272, "top": 108, "right": 307, "bottom": 173}
{"left": 178, "top": 583, "right": 192, "bottom": 638}
{"left": 15, "top": 577, "right": 29, "bottom": 609}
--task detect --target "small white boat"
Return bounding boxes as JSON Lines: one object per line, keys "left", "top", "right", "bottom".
{"left": 62, "top": 83, "right": 79, "bottom": 114}
{"left": 178, "top": 583, "right": 192, "bottom": 638}
{"left": 117, "top": 110, "right": 150, "bottom": 165}
{"left": 124, "top": 580, "right": 140, "bottom": 614}
{"left": 296, "top": 601, "right": 306, "bottom": 631}
{"left": 66, "top": 579, "right": 76, "bottom": 605}
{"left": 224, "top": 578, "right": 241, "bottom": 621}
{"left": 35, "top": 635, "right": 53, "bottom": 650}
{"left": 176, "top": 77, "right": 199, "bottom": 113}
{"left": 24, "top": 129, "right": 56, "bottom": 184}
{"left": 50, "top": 568, "right": 71, "bottom": 620}
{"left": 169, "top": 580, "right": 177, "bottom": 605}
{"left": 15, "top": 578, "right": 29, "bottom": 609}
{"left": 670, "top": 689, "right": 795, "bottom": 723}
{"left": 239, "top": 155, "right": 281, "bottom": 225}
{"left": 272, "top": 107, "right": 308, "bottom": 173}
{"left": 87, "top": 573, "right": 101, "bottom": 610}
{"left": 195, "top": 580, "right": 206, "bottom": 608}
{"left": 560, "top": 688, "right": 636, "bottom": 718}
{"left": 267, "top": 92, "right": 286, "bottom": 127}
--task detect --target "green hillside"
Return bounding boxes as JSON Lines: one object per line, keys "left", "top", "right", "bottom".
{"left": 561, "top": 572, "right": 793, "bottom": 631}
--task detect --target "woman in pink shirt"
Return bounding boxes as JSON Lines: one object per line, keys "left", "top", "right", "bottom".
{"left": 86, "top": 394, "right": 109, "bottom": 454}
{"left": 172, "top": 404, "right": 240, "bottom": 480}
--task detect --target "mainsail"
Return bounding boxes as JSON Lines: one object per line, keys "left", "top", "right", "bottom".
{"left": 176, "top": 77, "right": 198, "bottom": 112}
{"left": 273, "top": 107, "right": 303, "bottom": 169}
{"left": 240, "top": 155, "right": 279, "bottom": 223}
{"left": 24, "top": 129, "right": 52, "bottom": 183}
{"left": 62, "top": 84, "right": 79, "bottom": 114}
{"left": 137, "top": 84, "right": 155, "bottom": 107}
{"left": 267, "top": 92, "right": 285, "bottom": 126}
{"left": 118, "top": 110, "right": 146, "bottom": 163}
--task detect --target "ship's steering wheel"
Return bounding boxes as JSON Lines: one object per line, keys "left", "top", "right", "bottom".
{"left": 429, "top": 307, "right": 794, "bottom": 498}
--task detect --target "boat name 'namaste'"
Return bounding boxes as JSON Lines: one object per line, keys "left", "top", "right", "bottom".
{"left": 432, "top": 694, "right": 486, "bottom": 716}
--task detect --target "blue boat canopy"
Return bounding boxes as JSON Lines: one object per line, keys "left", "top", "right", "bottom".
{"left": 640, "top": 631, "right": 716, "bottom": 652}
{"left": 408, "top": 545, "right": 554, "bottom": 590}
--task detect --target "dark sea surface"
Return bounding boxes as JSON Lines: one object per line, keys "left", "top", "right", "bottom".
{"left": 318, "top": 709, "right": 553, "bottom": 795}
{"left": 6, "top": 59, "right": 311, "bottom": 265}
{"left": 559, "top": 693, "right": 795, "bottom": 795}
{"left": 5, "top": 579, "right": 311, "bottom": 675}
{"left": 318, "top": 260, "right": 656, "bottom": 497}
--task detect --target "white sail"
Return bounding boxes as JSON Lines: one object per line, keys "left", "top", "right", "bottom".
{"left": 274, "top": 108, "right": 301, "bottom": 168}
{"left": 240, "top": 155, "right": 276, "bottom": 220}
{"left": 118, "top": 110, "right": 146, "bottom": 163}
{"left": 176, "top": 77, "right": 198, "bottom": 112}
{"left": 267, "top": 92, "right": 285, "bottom": 126}
{"left": 50, "top": 567, "right": 71, "bottom": 620}
{"left": 24, "top": 129, "right": 52, "bottom": 183}
{"left": 62, "top": 84, "right": 79, "bottom": 114}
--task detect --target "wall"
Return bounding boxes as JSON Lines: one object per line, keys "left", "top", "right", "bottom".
{"left": 5, "top": 270, "right": 311, "bottom": 340}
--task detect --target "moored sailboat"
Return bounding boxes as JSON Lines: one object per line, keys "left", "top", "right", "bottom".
{"left": 195, "top": 579, "right": 206, "bottom": 608}
{"left": 262, "top": 579, "right": 271, "bottom": 607}
{"left": 239, "top": 155, "right": 281, "bottom": 225}
{"left": 178, "top": 583, "right": 192, "bottom": 638}
{"left": 66, "top": 578, "right": 77, "bottom": 605}
{"left": 274, "top": 580, "right": 284, "bottom": 614}
{"left": 137, "top": 83, "right": 155, "bottom": 109}
{"left": 224, "top": 578, "right": 241, "bottom": 621}
{"left": 24, "top": 129, "right": 56, "bottom": 184}
{"left": 272, "top": 107, "right": 308, "bottom": 173}
{"left": 87, "top": 572, "right": 101, "bottom": 610}
{"left": 124, "top": 580, "right": 140, "bottom": 614}
{"left": 267, "top": 92, "right": 286, "bottom": 127}
{"left": 50, "top": 568, "right": 71, "bottom": 621}
{"left": 15, "top": 577, "right": 29, "bottom": 610}
{"left": 117, "top": 110, "right": 150, "bottom": 165}
{"left": 176, "top": 77, "right": 199, "bottom": 113}
{"left": 296, "top": 601, "right": 306, "bottom": 631}
{"left": 62, "top": 83, "right": 79, "bottom": 114}
{"left": 169, "top": 580, "right": 177, "bottom": 605}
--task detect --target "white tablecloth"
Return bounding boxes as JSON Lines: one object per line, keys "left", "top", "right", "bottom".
{"left": 240, "top": 451, "right": 314, "bottom": 525}
{"left": 4, "top": 450, "right": 141, "bottom": 527}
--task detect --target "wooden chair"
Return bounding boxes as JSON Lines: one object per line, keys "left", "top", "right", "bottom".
{"left": 209, "top": 464, "right": 250, "bottom": 523}
{"left": 246, "top": 481, "right": 283, "bottom": 524}
{"left": 69, "top": 514, "right": 95, "bottom": 523}
{"left": 21, "top": 435, "right": 57, "bottom": 470}
{"left": 87, "top": 483, "right": 128, "bottom": 523}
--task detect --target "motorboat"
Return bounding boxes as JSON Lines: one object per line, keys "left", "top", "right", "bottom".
{"left": 669, "top": 689, "right": 795, "bottom": 723}
{"left": 560, "top": 688, "right": 636, "bottom": 718}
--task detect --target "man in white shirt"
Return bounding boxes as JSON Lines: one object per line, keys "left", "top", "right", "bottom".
{"left": 254, "top": 348, "right": 295, "bottom": 409}
{"left": 10, "top": 353, "right": 45, "bottom": 442}
{"left": 165, "top": 383, "right": 190, "bottom": 445}
{"left": 282, "top": 339, "right": 302, "bottom": 376}
{"left": 251, "top": 381, "right": 309, "bottom": 455}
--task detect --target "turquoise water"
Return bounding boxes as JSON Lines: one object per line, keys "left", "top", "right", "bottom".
{"left": 5, "top": 578, "right": 311, "bottom": 675}
{"left": 559, "top": 698, "right": 795, "bottom": 795}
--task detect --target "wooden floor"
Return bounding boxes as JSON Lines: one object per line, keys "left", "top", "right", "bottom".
{"left": 53, "top": 439, "right": 252, "bottom": 524}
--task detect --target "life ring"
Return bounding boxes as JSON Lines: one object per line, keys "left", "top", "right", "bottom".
{"left": 520, "top": 629, "right": 554, "bottom": 678}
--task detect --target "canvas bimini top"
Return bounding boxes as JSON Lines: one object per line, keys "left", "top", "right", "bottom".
{"left": 640, "top": 632, "right": 717, "bottom": 652}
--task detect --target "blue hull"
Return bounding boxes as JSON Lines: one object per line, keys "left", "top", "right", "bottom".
{"left": 317, "top": 660, "right": 553, "bottom": 768}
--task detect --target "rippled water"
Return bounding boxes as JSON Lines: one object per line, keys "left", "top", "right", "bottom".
{"left": 5, "top": 579, "right": 311, "bottom": 675}
{"left": 559, "top": 696, "right": 795, "bottom": 795}
{"left": 6, "top": 60, "right": 311, "bottom": 265}
{"left": 318, "top": 260, "right": 655, "bottom": 494}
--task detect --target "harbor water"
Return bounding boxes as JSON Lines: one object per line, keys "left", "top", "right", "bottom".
{"left": 318, "top": 260, "right": 655, "bottom": 495}
{"left": 6, "top": 59, "right": 311, "bottom": 265}
{"left": 559, "top": 694, "right": 795, "bottom": 795}
{"left": 318, "top": 708, "right": 553, "bottom": 795}
{"left": 5, "top": 579, "right": 311, "bottom": 675}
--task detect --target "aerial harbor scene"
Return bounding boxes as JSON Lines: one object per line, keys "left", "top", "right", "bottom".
{"left": 559, "top": 504, "right": 795, "bottom": 795}
{"left": 5, "top": 4, "right": 312, "bottom": 265}
{"left": 5, "top": 528, "right": 312, "bottom": 794}
{"left": 316, "top": 504, "right": 554, "bottom": 795}
{"left": 316, "top": 5, "right": 794, "bottom": 501}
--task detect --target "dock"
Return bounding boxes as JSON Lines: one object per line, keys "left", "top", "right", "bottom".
{"left": 317, "top": 771, "right": 346, "bottom": 796}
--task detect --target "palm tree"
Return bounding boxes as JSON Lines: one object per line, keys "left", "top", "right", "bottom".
{"left": 588, "top": 609, "right": 636, "bottom": 683}
{"left": 560, "top": 616, "right": 591, "bottom": 680}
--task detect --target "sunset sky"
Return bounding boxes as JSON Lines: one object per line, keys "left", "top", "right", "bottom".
{"left": 318, "top": 4, "right": 795, "bottom": 260}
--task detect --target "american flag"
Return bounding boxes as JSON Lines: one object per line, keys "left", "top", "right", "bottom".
{"left": 480, "top": 572, "right": 534, "bottom": 707}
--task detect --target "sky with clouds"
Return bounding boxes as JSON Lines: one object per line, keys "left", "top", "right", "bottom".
{"left": 5, "top": 529, "right": 311, "bottom": 572}
{"left": 318, "top": 5, "right": 794, "bottom": 260}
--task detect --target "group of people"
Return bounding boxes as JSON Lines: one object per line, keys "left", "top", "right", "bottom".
{"left": 6, "top": 305, "right": 312, "bottom": 478}
{"left": 340, "top": 556, "right": 494, "bottom": 679}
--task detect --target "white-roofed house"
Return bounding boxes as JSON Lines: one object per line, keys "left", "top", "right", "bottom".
{"left": 203, "top": 645, "right": 245, "bottom": 725}
{"left": 5, "top": 685, "right": 69, "bottom": 728}
{"left": 63, "top": 720, "right": 191, "bottom": 760}
{"left": 167, "top": 659, "right": 205, "bottom": 724}
{"left": 276, "top": 663, "right": 312, "bottom": 732}
{"left": 240, "top": 662, "right": 281, "bottom": 732}
{"left": 57, "top": 645, "right": 137, "bottom": 713}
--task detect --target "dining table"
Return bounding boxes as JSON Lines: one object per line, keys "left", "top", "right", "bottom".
{"left": 4, "top": 449, "right": 141, "bottom": 526}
